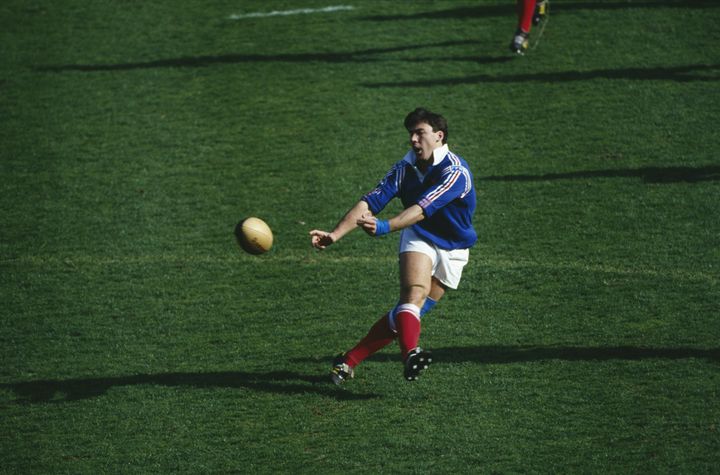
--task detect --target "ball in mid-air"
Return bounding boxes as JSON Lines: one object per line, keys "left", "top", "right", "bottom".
{"left": 235, "top": 217, "right": 273, "bottom": 255}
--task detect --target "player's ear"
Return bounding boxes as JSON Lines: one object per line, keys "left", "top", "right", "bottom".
{"left": 436, "top": 130, "right": 444, "bottom": 143}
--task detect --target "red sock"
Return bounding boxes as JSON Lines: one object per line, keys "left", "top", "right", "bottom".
{"left": 517, "top": 0, "right": 537, "bottom": 33}
{"left": 345, "top": 314, "right": 396, "bottom": 368}
{"left": 396, "top": 308, "right": 421, "bottom": 359}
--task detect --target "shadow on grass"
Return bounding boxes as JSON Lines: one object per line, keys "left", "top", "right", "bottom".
{"left": 295, "top": 345, "right": 720, "bottom": 365}
{"left": 361, "top": 0, "right": 718, "bottom": 21}
{"left": 481, "top": 165, "right": 720, "bottom": 183}
{"left": 364, "top": 64, "right": 720, "bottom": 87}
{"left": 9, "top": 346, "right": 716, "bottom": 403}
{"left": 34, "top": 40, "right": 509, "bottom": 72}
{"left": 1, "top": 370, "right": 379, "bottom": 404}
{"left": 428, "top": 345, "right": 720, "bottom": 364}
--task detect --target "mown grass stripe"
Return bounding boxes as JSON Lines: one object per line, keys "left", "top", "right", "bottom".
{"left": 4, "top": 254, "right": 716, "bottom": 284}
{"left": 228, "top": 5, "right": 355, "bottom": 20}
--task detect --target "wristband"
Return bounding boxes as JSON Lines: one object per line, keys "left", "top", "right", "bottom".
{"left": 374, "top": 219, "right": 390, "bottom": 236}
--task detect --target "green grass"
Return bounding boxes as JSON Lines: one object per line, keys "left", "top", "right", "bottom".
{"left": 2, "top": 0, "right": 719, "bottom": 472}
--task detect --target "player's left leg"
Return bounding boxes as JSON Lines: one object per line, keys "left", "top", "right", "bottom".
{"left": 510, "top": 0, "right": 537, "bottom": 54}
{"left": 518, "top": 0, "right": 537, "bottom": 34}
{"left": 401, "top": 245, "right": 469, "bottom": 381}
{"left": 394, "top": 251, "right": 436, "bottom": 381}
{"left": 396, "top": 251, "right": 433, "bottom": 357}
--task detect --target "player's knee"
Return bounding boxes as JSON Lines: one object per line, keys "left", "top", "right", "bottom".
{"left": 401, "top": 284, "right": 429, "bottom": 307}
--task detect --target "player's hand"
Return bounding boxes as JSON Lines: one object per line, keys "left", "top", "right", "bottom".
{"left": 310, "top": 230, "right": 336, "bottom": 249}
{"left": 356, "top": 212, "right": 377, "bottom": 236}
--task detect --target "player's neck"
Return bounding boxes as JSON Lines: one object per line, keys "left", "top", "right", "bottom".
{"left": 416, "top": 157, "right": 432, "bottom": 173}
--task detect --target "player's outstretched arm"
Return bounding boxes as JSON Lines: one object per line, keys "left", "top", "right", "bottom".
{"left": 310, "top": 200, "right": 371, "bottom": 250}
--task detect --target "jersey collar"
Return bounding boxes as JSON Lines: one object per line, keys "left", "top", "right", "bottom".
{"left": 403, "top": 143, "right": 449, "bottom": 166}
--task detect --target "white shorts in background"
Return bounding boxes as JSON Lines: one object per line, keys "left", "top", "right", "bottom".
{"left": 399, "top": 226, "right": 470, "bottom": 290}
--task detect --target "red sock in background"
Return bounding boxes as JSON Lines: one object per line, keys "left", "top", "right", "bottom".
{"left": 345, "top": 314, "right": 395, "bottom": 368}
{"left": 517, "top": 0, "right": 537, "bottom": 33}
{"left": 395, "top": 305, "right": 421, "bottom": 359}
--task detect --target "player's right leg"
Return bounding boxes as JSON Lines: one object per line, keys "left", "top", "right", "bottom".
{"left": 330, "top": 353, "right": 355, "bottom": 385}
{"left": 333, "top": 312, "right": 396, "bottom": 385}
{"left": 533, "top": 0, "right": 548, "bottom": 25}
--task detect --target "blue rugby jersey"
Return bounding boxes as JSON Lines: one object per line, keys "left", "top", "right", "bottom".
{"left": 362, "top": 144, "right": 478, "bottom": 250}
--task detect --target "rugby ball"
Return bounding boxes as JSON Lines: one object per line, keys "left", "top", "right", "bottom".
{"left": 235, "top": 217, "right": 273, "bottom": 255}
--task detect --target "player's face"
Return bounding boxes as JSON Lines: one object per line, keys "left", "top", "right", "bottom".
{"left": 408, "top": 122, "right": 444, "bottom": 161}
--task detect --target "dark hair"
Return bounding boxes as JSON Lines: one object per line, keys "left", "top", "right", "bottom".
{"left": 404, "top": 108, "right": 448, "bottom": 144}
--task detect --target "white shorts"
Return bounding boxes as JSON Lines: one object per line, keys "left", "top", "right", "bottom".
{"left": 399, "top": 226, "right": 470, "bottom": 290}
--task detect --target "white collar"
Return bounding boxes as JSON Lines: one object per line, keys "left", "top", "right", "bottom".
{"left": 403, "top": 143, "right": 449, "bottom": 166}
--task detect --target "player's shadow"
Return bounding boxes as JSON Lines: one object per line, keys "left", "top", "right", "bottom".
{"left": 481, "top": 165, "right": 720, "bottom": 184}
{"left": 362, "top": 0, "right": 718, "bottom": 21}
{"left": 427, "top": 345, "right": 720, "bottom": 364}
{"left": 294, "top": 345, "right": 719, "bottom": 366}
{"left": 1, "top": 370, "right": 379, "bottom": 404}
{"left": 34, "top": 40, "right": 507, "bottom": 73}
{"left": 364, "top": 64, "right": 720, "bottom": 87}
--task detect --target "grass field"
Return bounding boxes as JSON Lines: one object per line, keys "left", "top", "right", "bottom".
{"left": 2, "top": 0, "right": 719, "bottom": 473}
